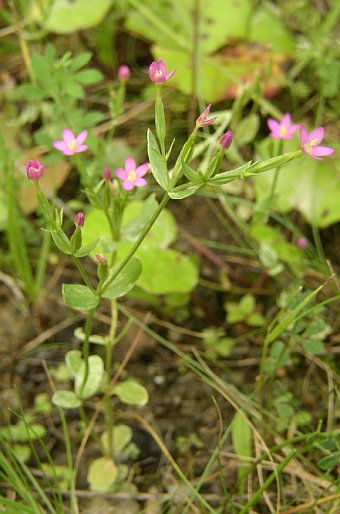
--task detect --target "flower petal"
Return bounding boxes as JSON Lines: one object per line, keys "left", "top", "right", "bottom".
{"left": 115, "top": 168, "right": 127, "bottom": 180}
{"left": 75, "top": 130, "right": 88, "bottom": 146}
{"left": 267, "top": 118, "right": 279, "bottom": 132}
{"left": 122, "top": 180, "right": 135, "bottom": 191}
{"left": 135, "top": 163, "right": 149, "bottom": 177}
{"left": 299, "top": 124, "right": 308, "bottom": 147}
{"left": 62, "top": 128, "right": 75, "bottom": 143}
{"left": 281, "top": 113, "right": 291, "bottom": 127}
{"left": 312, "top": 145, "right": 334, "bottom": 157}
{"left": 308, "top": 126, "right": 324, "bottom": 144}
{"left": 125, "top": 157, "right": 136, "bottom": 172}
{"left": 134, "top": 178, "right": 147, "bottom": 187}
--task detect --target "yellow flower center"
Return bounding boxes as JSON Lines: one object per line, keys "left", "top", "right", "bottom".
{"left": 304, "top": 138, "right": 318, "bottom": 153}
{"left": 68, "top": 139, "right": 77, "bottom": 150}
{"left": 127, "top": 170, "right": 137, "bottom": 182}
{"left": 154, "top": 70, "right": 163, "bottom": 78}
{"left": 279, "top": 126, "right": 287, "bottom": 136}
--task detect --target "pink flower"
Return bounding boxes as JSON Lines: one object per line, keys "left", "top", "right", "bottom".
{"left": 220, "top": 131, "right": 233, "bottom": 149}
{"left": 118, "top": 65, "right": 131, "bottom": 81}
{"left": 267, "top": 113, "right": 299, "bottom": 140}
{"left": 300, "top": 125, "right": 335, "bottom": 161}
{"left": 148, "top": 60, "right": 176, "bottom": 83}
{"left": 196, "top": 104, "right": 217, "bottom": 127}
{"left": 53, "top": 128, "right": 88, "bottom": 156}
{"left": 26, "top": 159, "right": 44, "bottom": 181}
{"left": 115, "top": 157, "right": 149, "bottom": 191}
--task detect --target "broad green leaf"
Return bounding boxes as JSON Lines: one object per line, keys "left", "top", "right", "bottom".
{"left": 51, "top": 230, "right": 71, "bottom": 255}
{"left": 101, "top": 424, "right": 133, "bottom": 457}
{"left": 0, "top": 423, "right": 46, "bottom": 442}
{"left": 52, "top": 390, "right": 82, "bottom": 409}
{"left": 113, "top": 379, "right": 149, "bottom": 406}
{"left": 42, "top": 0, "right": 112, "bottom": 34}
{"left": 127, "top": 247, "right": 198, "bottom": 295}
{"left": 62, "top": 284, "right": 99, "bottom": 310}
{"left": 74, "top": 355, "right": 104, "bottom": 399}
{"left": 87, "top": 457, "right": 118, "bottom": 491}
{"left": 65, "top": 350, "right": 83, "bottom": 377}
{"left": 101, "top": 257, "right": 142, "bottom": 299}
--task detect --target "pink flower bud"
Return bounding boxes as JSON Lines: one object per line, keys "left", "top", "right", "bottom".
{"left": 118, "top": 65, "right": 131, "bottom": 81}
{"left": 220, "top": 131, "right": 233, "bottom": 149}
{"left": 196, "top": 104, "right": 217, "bottom": 127}
{"left": 26, "top": 159, "right": 44, "bottom": 181}
{"left": 296, "top": 237, "right": 308, "bottom": 249}
{"left": 103, "top": 166, "right": 111, "bottom": 180}
{"left": 96, "top": 253, "right": 108, "bottom": 264}
{"left": 74, "top": 212, "right": 85, "bottom": 228}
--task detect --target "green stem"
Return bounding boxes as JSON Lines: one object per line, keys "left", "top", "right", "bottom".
{"left": 80, "top": 308, "right": 95, "bottom": 396}
{"left": 104, "top": 299, "right": 118, "bottom": 457}
{"left": 99, "top": 193, "right": 170, "bottom": 295}
{"left": 71, "top": 255, "right": 95, "bottom": 292}
{"left": 58, "top": 406, "right": 76, "bottom": 514}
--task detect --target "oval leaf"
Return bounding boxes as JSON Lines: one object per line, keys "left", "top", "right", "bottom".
{"left": 62, "top": 284, "right": 99, "bottom": 310}
{"left": 52, "top": 390, "right": 82, "bottom": 409}
{"left": 87, "top": 457, "right": 118, "bottom": 491}
{"left": 113, "top": 379, "right": 149, "bottom": 406}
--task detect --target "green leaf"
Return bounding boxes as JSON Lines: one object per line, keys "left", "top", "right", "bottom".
{"left": 64, "top": 80, "right": 85, "bottom": 99}
{"left": 87, "top": 457, "right": 118, "bottom": 491}
{"left": 101, "top": 257, "right": 142, "bottom": 299}
{"left": 69, "top": 52, "right": 93, "bottom": 72}
{"left": 62, "top": 284, "right": 99, "bottom": 310}
{"left": 31, "top": 54, "right": 52, "bottom": 85}
{"left": 75, "top": 69, "right": 104, "bottom": 84}
{"left": 17, "top": 84, "right": 48, "bottom": 100}
{"left": 234, "top": 113, "right": 260, "bottom": 146}
{"left": 74, "top": 355, "right": 104, "bottom": 399}
{"left": 231, "top": 412, "right": 251, "bottom": 486}
{"left": 147, "top": 129, "right": 169, "bottom": 190}
{"left": 74, "top": 239, "right": 99, "bottom": 257}
{"left": 318, "top": 452, "right": 340, "bottom": 471}
{"left": 0, "top": 423, "right": 46, "bottom": 442}
{"left": 101, "top": 424, "right": 133, "bottom": 457}
{"left": 302, "top": 339, "right": 324, "bottom": 356}
{"left": 43, "top": 0, "right": 112, "bottom": 34}
{"left": 52, "top": 390, "right": 82, "bottom": 409}
{"left": 51, "top": 230, "right": 71, "bottom": 254}
{"left": 113, "top": 379, "right": 149, "bottom": 406}
{"left": 65, "top": 350, "right": 83, "bottom": 376}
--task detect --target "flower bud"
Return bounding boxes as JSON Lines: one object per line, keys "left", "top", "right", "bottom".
{"left": 118, "top": 65, "right": 131, "bottom": 81}
{"left": 103, "top": 166, "right": 112, "bottom": 180}
{"left": 26, "top": 159, "right": 44, "bottom": 181}
{"left": 74, "top": 212, "right": 85, "bottom": 228}
{"left": 196, "top": 104, "right": 217, "bottom": 127}
{"left": 220, "top": 131, "right": 233, "bottom": 149}
{"left": 96, "top": 253, "right": 108, "bottom": 264}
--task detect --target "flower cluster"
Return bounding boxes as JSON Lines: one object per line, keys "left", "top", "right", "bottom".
{"left": 268, "top": 113, "right": 334, "bottom": 161}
